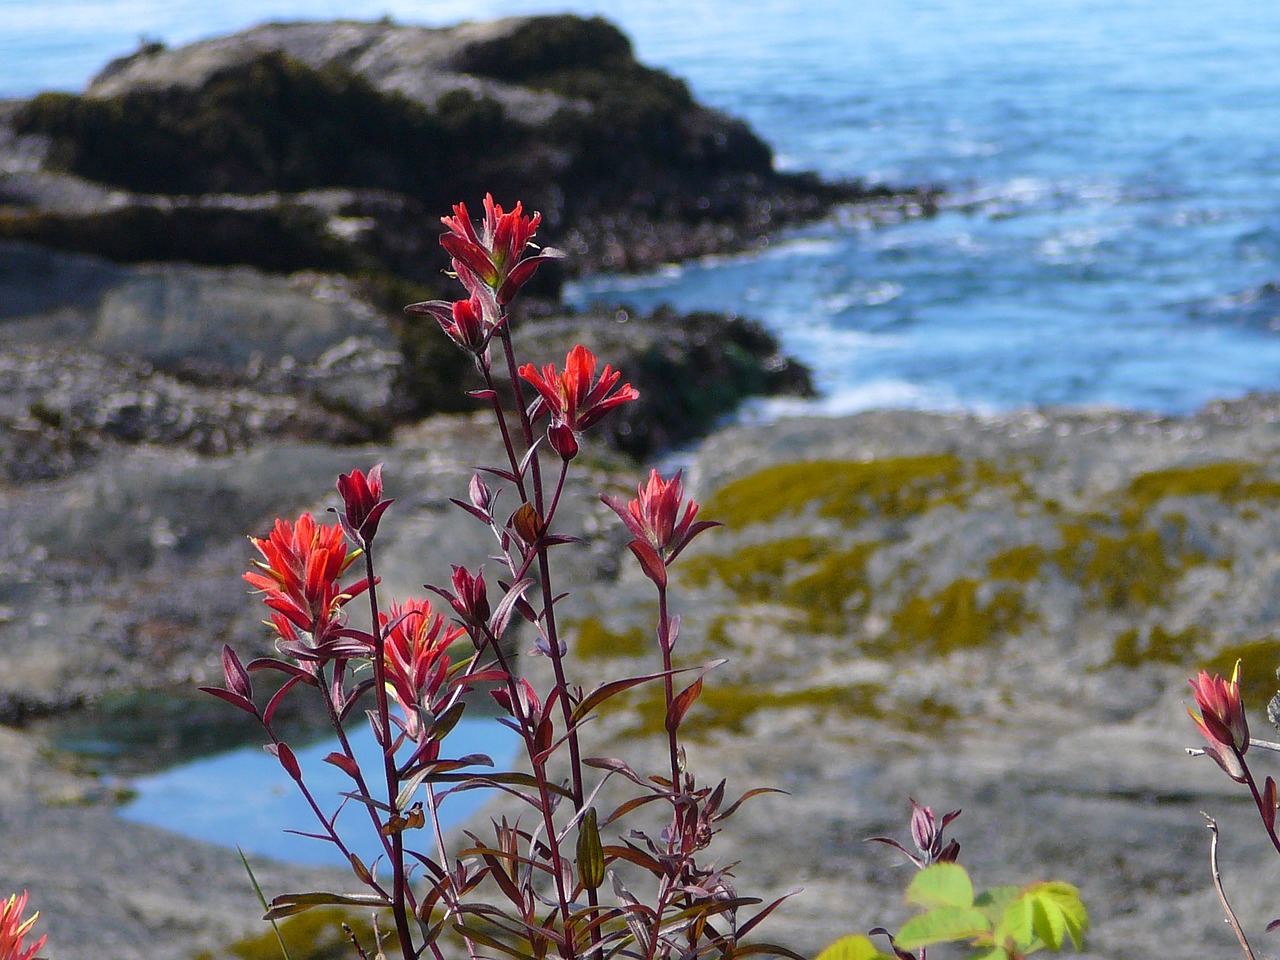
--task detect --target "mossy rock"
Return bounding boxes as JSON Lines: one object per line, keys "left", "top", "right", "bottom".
{"left": 194, "top": 907, "right": 377, "bottom": 960}
{"left": 610, "top": 680, "right": 886, "bottom": 739}
{"left": 452, "top": 15, "right": 635, "bottom": 83}
{"left": 704, "top": 455, "right": 967, "bottom": 530}
{"left": 1105, "top": 624, "right": 1206, "bottom": 670}
{"left": 14, "top": 52, "right": 525, "bottom": 207}
{"left": 569, "top": 617, "right": 651, "bottom": 660}
{"left": 882, "top": 578, "right": 1029, "bottom": 657}
{"left": 678, "top": 537, "right": 875, "bottom": 633}
{"left": 1200, "top": 639, "right": 1280, "bottom": 713}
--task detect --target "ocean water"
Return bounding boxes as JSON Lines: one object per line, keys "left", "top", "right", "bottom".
{"left": 6, "top": 0, "right": 1280, "bottom": 413}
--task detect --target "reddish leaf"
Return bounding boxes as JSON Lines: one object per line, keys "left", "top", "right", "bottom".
{"left": 267, "top": 742, "right": 302, "bottom": 781}
{"left": 324, "top": 751, "right": 361, "bottom": 781}
{"left": 572, "top": 664, "right": 704, "bottom": 724}
{"left": 719, "top": 787, "right": 788, "bottom": 822}
{"left": 628, "top": 539, "right": 667, "bottom": 588}
{"left": 198, "top": 686, "right": 257, "bottom": 716}
{"left": 245, "top": 658, "right": 319, "bottom": 685}
{"left": 601, "top": 794, "right": 666, "bottom": 827}
{"left": 262, "top": 674, "right": 306, "bottom": 728}
{"left": 601, "top": 842, "right": 663, "bottom": 874}
{"left": 666, "top": 676, "right": 704, "bottom": 734}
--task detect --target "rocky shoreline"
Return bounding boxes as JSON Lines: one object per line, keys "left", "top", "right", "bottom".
{"left": 9, "top": 395, "right": 1280, "bottom": 958}
{"left": 5, "top": 13, "right": 1278, "bottom": 960}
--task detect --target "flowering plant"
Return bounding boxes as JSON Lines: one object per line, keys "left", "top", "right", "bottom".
{"left": 204, "top": 195, "right": 793, "bottom": 960}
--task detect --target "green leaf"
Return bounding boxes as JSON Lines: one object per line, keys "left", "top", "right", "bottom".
{"left": 576, "top": 807, "right": 605, "bottom": 892}
{"left": 894, "top": 906, "right": 991, "bottom": 950}
{"left": 264, "top": 891, "right": 390, "bottom": 921}
{"left": 974, "top": 885, "right": 1021, "bottom": 924}
{"left": 905, "top": 862, "right": 976, "bottom": 910}
{"left": 995, "top": 882, "right": 1088, "bottom": 953}
{"left": 238, "top": 847, "right": 292, "bottom": 960}
{"left": 1027, "top": 883, "right": 1088, "bottom": 951}
{"left": 813, "top": 934, "right": 894, "bottom": 960}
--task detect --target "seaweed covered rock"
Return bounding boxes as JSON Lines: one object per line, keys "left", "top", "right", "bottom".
{"left": 2, "top": 16, "right": 928, "bottom": 278}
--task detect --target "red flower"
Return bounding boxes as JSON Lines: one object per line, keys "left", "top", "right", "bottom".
{"left": 439, "top": 194, "right": 563, "bottom": 305}
{"left": 519, "top": 345, "right": 639, "bottom": 453}
{"left": 602, "top": 470, "right": 719, "bottom": 586}
{"left": 404, "top": 279, "right": 502, "bottom": 360}
{"left": 0, "top": 891, "right": 45, "bottom": 960}
{"left": 1189, "top": 661, "right": 1250, "bottom": 782}
{"left": 337, "top": 464, "right": 393, "bottom": 544}
{"left": 382, "top": 598, "right": 464, "bottom": 739}
{"left": 244, "top": 513, "right": 368, "bottom": 652}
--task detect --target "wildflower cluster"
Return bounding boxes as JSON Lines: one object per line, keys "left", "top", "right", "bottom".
{"left": 204, "top": 195, "right": 775, "bottom": 960}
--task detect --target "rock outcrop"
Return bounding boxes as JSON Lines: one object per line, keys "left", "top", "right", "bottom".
{"left": 1, "top": 16, "right": 931, "bottom": 281}
{"left": 7, "top": 396, "right": 1280, "bottom": 957}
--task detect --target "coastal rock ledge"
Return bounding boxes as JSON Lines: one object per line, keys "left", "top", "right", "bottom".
{"left": 8, "top": 396, "right": 1280, "bottom": 958}
{"left": 0, "top": 15, "right": 933, "bottom": 279}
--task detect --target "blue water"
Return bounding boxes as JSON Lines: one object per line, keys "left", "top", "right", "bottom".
{"left": 6, "top": 0, "right": 1280, "bottom": 411}
{"left": 120, "top": 718, "right": 520, "bottom": 867}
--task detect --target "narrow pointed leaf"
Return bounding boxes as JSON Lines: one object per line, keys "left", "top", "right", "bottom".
{"left": 264, "top": 891, "right": 391, "bottom": 920}
{"left": 666, "top": 676, "right": 703, "bottom": 734}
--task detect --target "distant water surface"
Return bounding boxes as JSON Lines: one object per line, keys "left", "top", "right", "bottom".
{"left": 6, "top": 0, "right": 1280, "bottom": 413}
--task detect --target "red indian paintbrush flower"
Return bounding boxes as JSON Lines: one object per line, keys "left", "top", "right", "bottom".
{"left": 382, "top": 598, "right": 464, "bottom": 739}
{"left": 337, "top": 463, "right": 393, "bottom": 544}
{"left": 602, "top": 469, "right": 719, "bottom": 587}
{"left": 244, "top": 513, "right": 369, "bottom": 652}
{"left": 519, "top": 344, "right": 639, "bottom": 458}
{"left": 404, "top": 284, "right": 500, "bottom": 360}
{"left": 1188, "top": 660, "right": 1249, "bottom": 783}
{"left": 439, "top": 194, "right": 563, "bottom": 305}
{"left": 0, "top": 891, "right": 45, "bottom": 960}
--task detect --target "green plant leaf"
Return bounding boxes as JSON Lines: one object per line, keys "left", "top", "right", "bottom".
{"left": 894, "top": 906, "right": 991, "bottom": 950}
{"left": 974, "top": 885, "right": 1021, "bottom": 924}
{"left": 905, "top": 862, "right": 976, "bottom": 910}
{"left": 813, "top": 934, "right": 894, "bottom": 960}
{"left": 264, "top": 891, "right": 391, "bottom": 920}
{"left": 1028, "top": 883, "right": 1088, "bottom": 950}
{"left": 996, "top": 882, "right": 1088, "bottom": 953}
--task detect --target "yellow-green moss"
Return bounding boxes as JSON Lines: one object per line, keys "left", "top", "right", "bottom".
{"left": 613, "top": 681, "right": 886, "bottom": 739}
{"left": 678, "top": 538, "right": 876, "bottom": 634}
{"left": 678, "top": 536, "right": 830, "bottom": 594}
{"left": 1104, "top": 623, "right": 1206, "bottom": 669}
{"left": 785, "top": 543, "right": 877, "bottom": 631}
{"left": 1128, "top": 462, "right": 1280, "bottom": 507}
{"left": 1054, "top": 522, "right": 1196, "bottom": 610}
{"left": 987, "top": 544, "right": 1050, "bottom": 582}
{"left": 570, "top": 617, "right": 651, "bottom": 660}
{"left": 1199, "top": 639, "right": 1280, "bottom": 711}
{"left": 882, "top": 579, "right": 1028, "bottom": 656}
{"left": 703, "top": 455, "right": 966, "bottom": 530}
{"left": 194, "top": 908, "right": 377, "bottom": 960}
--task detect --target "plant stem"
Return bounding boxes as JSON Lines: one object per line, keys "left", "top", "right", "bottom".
{"left": 494, "top": 319, "right": 603, "bottom": 957}
{"left": 364, "top": 544, "right": 418, "bottom": 960}
{"left": 314, "top": 663, "right": 398, "bottom": 866}
{"left": 1202, "top": 813, "right": 1256, "bottom": 960}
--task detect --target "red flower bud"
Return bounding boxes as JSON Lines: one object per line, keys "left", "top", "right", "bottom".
{"left": 336, "top": 464, "right": 393, "bottom": 544}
